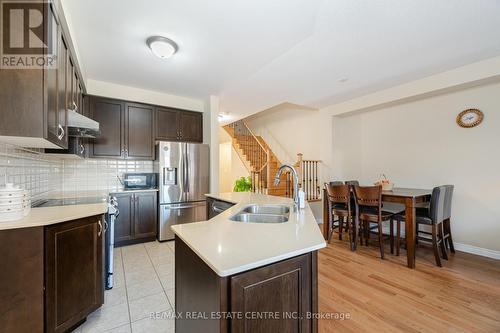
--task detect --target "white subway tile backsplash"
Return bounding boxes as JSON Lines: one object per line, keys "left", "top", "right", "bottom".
{"left": 0, "top": 142, "right": 154, "bottom": 201}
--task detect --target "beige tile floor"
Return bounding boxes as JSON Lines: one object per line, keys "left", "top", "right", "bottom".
{"left": 72, "top": 241, "right": 176, "bottom": 333}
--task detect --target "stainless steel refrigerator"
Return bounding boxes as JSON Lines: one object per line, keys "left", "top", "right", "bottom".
{"left": 156, "top": 142, "right": 210, "bottom": 241}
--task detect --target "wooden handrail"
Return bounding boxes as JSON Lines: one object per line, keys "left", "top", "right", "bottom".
{"left": 242, "top": 121, "right": 267, "bottom": 153}
{"left": 225, "top": 120, "right": 269, "bottom": 174}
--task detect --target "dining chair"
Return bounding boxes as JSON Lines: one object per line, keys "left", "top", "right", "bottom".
{"left": 324, "top": 183, "right": 355, "bottom": 249}
{"left": 353, "top": 185, "right": 398, "bottom": 259}
{"left": 326, "top": 181, "right": 346, "bottom": 234}
{"left": 414, "top": 185, "right": 455, "bottom": 253}
{"left": 344, "top": 180, "right": 359, "bottom": 186}
{"left": 395, "top": 186, "right": 447, "bottom": 266}
{"left": 442, "top": 185, "right": 455, "bottom": 253}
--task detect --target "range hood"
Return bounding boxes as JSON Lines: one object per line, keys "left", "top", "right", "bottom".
{"left": 67, "top": 110, "right": 100, "bottom": 138}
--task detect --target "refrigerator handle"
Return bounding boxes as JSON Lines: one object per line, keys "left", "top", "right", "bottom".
{"left": 185, "top": 146, "right": 190, "bottom": 192}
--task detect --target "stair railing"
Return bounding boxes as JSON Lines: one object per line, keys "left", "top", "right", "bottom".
{"left": 225, "top": 120, "right": 269, "bottom": 193}
{"left": 294, "top": 153, "right": 322, "bottom": 202}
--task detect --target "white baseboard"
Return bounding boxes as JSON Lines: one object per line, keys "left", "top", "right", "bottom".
{"left": 454, "top": 243, "right": 500, "bottom": 260}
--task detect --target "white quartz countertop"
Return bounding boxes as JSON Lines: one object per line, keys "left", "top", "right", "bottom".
{"left": 0, "top": 203, "right": 108, "bottom": 231}
{"left": 171, "top": 192, "right": 326, "bottom": 277}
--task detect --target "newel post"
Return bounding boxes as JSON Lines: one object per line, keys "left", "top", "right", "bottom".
{"left": 295, "top": 153, "right": 303, "bottom": 188}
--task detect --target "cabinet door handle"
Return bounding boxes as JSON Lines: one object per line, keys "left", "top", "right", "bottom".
{"left": 80, "top": 144, "right": 85, "bottom": 155}
{"left": 97, "top": 220, "right": 103, "bottom": 237}
{"left": 57, "top": 124, "right": 65, "bottom": 140}
{"left": 104, "top": 219, "right": 108, "bottom": 232}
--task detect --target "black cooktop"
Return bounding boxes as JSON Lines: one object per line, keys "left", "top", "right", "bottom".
{"left": 32, "top": 197, "right": 107, "bottom": 208}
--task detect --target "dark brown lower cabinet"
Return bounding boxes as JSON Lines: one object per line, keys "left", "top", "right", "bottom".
{"left": 113, "top": 191, "right": 158, "bottom": 246}
{"left": 0, "top": 215, "right": 104, "bottom": 333}
{"left": 133, "top": 192, "right": 158, "bottom": 239}
{"left": 45, "top": 216, "right": 105, "bottom": 333}
{"left": 113, "top": 192, "right": 134, "bottom": 243}
{"left": 0, "top": 227, "right": 44, "bottom": 333}
{"left": 175, "top": 237, "right": 318, "bottom": 333}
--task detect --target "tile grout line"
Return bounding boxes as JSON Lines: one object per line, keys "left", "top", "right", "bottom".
{"left": 146, "top": 242, "right": 175, "bottom": 309}
{"left": 120, "top": 246, "right": 134, "bottom": 332}
{"left": 124, "top": 243, "right": 170, "bottom": 325}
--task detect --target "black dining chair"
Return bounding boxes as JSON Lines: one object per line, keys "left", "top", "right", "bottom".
{"left": 395, "top": 186, "right": 448, "bottom": 266}
{"left": 442, "top": 185, "right": 455, "bottom": 253}
{"left": 344, "top": 180, "right": 359, "bottom": 186}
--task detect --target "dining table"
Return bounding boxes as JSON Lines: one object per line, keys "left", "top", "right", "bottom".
{"left": 323, "top": 187, "right": 432, "bottom": 269}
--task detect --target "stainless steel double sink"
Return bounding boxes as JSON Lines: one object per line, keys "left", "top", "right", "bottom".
{"left": 229, "top": 204, "right": 290, "bottom": 223}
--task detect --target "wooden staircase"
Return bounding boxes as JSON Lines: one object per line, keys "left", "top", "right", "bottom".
{"left": 224, "top": 121, "right": 291, "bottom": 197}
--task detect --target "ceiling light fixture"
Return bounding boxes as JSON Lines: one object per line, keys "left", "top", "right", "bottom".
{"left": 146, "top": 36, "right": 178, "bottom": 59}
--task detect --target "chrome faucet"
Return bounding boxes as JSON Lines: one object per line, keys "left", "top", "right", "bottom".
{"left": 274, "top": 164, "right": 300, "bottom": 210}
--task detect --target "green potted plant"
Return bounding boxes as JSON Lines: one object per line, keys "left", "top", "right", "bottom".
{"left": 233, "top": 176, "right": 252, "bottom": 192}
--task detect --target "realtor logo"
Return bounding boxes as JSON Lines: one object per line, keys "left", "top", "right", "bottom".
{"left": 1, "top": 0, "right": 56, "bottom": 68}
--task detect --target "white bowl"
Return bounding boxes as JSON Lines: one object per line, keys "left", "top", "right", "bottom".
{"left": 0, "top": 203, "right": 25, "bottom": 211}
{"left": 0, "top": 192, "right": 25, "bottom": 199}
{"left": 0, "top": 210, "right": 24, "bottom": 222}
{"left": 0, "top": 197, "right": 24, "bottom": 205}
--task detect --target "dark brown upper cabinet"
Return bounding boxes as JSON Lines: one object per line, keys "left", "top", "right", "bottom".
{"left": 125, "top": 103, "right": 155, "bottom": 159}
{"left": 155, "top": 107, "right": 180, "bottom": 141}
{"left": 89, "top": 96, "right": 154, "bottom": 160}
{"left": 179, "top": 111, "right": 203, "bottom": 142}
{"left": 89, "top": 97, "right": 125, "bottom": 159}
{"left": 0, "top": 2, "right": 83, "bottom": 149}
{"left": 155, "top": 107, "right": 203, "bottom": 143}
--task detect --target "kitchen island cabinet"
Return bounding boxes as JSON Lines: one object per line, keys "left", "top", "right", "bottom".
{"left": 173, "top": 193, "right": 325, "bottom": 333}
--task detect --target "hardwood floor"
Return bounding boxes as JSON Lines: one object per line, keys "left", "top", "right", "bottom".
{"left": 318, "top": 237, "right": 500, "bottom": 333}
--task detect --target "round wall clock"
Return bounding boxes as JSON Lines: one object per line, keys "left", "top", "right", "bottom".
{"left": 456, "top": 109, "right": 484, "bottom": 128}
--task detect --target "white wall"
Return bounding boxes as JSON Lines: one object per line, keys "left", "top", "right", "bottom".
{"left": 331, "top": 81, "right": 500, "bottom": 253}
{"left": 219, "top": 128, "right": 249, "bottom": 192}
{"left": 86, "top": 79, "right": 204, "bottom": 111}
{"left": 245, "top": 105, "right": 323, "bottom": 163}
{"left": 206, "top": 96, "right": 220, "bottom": 193}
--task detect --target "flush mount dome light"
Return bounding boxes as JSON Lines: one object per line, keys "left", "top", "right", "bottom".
{"left": 146, "top": 36, "right": 178, "bottom": 59}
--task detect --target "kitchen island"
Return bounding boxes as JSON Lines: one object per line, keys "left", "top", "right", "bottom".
{"left": 171, "top": 192, "right": 326, "bottom": 333}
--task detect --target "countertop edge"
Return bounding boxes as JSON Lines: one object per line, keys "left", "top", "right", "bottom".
{"left": 174, "top": 192, "right": 327, "bottom": 277}
{"left": 0, "top": 203, "right": 108, "bottom": 231}
{"left": 175, "top": 230, "right": 325, "bottom": 277}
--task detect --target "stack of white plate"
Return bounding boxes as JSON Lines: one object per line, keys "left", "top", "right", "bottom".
{"left": 0, "top": 184, "right": 30, "bottom": 222}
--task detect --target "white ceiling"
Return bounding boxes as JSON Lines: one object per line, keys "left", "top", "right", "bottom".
{"left": 64, "top": 0, "right": 500, "bottom": 118}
